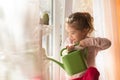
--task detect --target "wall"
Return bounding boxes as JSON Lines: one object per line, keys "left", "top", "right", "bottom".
{"left": 115, "top": 0, "right": 120, "bottom": 79}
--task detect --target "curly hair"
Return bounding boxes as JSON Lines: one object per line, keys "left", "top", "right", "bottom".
{"left": 66, "top": 12, "right": 94, "bottom": 33}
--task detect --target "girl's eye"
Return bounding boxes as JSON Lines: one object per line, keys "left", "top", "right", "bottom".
{"left": 71, "top": 33, "right": 74, "bottom": 35}
{"left": 67, "top": 31, "right": 76, "bottom": 36}
{"left": 71, "top": 32, "right": 75, "bottom": 35}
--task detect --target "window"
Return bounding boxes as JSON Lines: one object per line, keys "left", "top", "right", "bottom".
{"left": 0, "top": 0, "right": 66, "bottom": 79}
{"left": 39, "top": 0, "right": 73, "bottom": 80}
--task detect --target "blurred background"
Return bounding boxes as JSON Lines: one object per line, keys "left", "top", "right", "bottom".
{"left": 0, "top": 0, "right": 120, "bottom": 80}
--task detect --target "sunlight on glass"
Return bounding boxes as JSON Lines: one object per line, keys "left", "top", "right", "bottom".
{"left": 0, "top": 0, "right": 40, "bottom": 80}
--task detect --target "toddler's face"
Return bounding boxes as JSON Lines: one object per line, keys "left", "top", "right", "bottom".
{"left": 65, "top": 24, "right": 86, "bottom": 44}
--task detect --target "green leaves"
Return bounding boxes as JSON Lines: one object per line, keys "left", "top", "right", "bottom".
{"left": 42, "top": 12, "right": 49, "bottom": 25}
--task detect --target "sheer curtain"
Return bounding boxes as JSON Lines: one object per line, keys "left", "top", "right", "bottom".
{"left": 93, "top": 0, "right": 114, "bottom": 80}
{"left": 93, "top": 0, "right": 120, "bottom": 80}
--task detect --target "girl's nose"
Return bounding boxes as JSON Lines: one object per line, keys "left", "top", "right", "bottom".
{"left": 68, "top": 34, "right": 72, "bottom": 39}
{"left": 69, "top": 36, "right": 73, "bottom": 40}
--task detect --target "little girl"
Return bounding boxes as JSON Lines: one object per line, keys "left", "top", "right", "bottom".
{"left": 65, "top": 12, "right": 111, "bottom": 80}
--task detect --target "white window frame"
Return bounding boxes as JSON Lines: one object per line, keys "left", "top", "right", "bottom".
{"left": 51, "top": 0, "right": 73, "bottom": 80}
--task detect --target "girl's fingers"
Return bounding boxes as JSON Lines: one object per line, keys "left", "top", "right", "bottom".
{"left": 66, "top": 45, "right": 75, "bottom": 52}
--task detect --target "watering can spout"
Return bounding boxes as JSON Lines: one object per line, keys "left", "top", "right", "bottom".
{"left": 47, "top": 57, "right": 64, "bottom": 69}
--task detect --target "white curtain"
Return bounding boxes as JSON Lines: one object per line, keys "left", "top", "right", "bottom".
{"left": 93, "top": 0, "right": 114, "bottom": 80}
{"left": 93, "top": 0, "right": 120, "bottom": 80}
{"left": 0, "top": 0, "right": 49, "bottom": 80}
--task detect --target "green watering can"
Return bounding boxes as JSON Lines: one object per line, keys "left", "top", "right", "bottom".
{"left": 47, "top": 46, "right": 88, "bottom": 76}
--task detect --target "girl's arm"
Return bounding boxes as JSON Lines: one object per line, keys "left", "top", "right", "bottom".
{"left": 79, "top": 37, "right": 111, "bottom": 50}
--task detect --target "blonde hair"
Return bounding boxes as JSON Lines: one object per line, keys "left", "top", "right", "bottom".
{"left": 66, "top": 12, "right": 94, "bottom": 34}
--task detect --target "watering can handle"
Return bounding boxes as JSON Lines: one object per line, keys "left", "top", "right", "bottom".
{"left": 60, "top": 43, "right": 79, "bottom": 56}
{"left": 60, "top": 48, "right": 67, "bottom": 56}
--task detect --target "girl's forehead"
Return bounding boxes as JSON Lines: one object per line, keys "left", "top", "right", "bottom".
{"left": 66, "top": 25, "right": 74, "bottom": 30}
{"left": 66, "top": 23, "right": 79, "bottom": 30}
{"left": 66, "top": 26, "right": 80, "bottom": 33}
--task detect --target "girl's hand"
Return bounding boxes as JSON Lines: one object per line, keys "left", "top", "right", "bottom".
{"left": 79, "top": 40, "right": 85, "bottom": 47}
{"left": 66, "top": 44, "right": 75, "bottom": 52}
